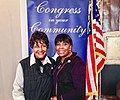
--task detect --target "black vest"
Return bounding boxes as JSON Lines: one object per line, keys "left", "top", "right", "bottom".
{"left": 20, "top": 57, "right": 55, "bottom": 100}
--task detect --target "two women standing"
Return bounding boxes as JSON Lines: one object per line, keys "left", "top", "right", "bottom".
{"left": 12, "top": 31, "right": 85, "bottom": 100}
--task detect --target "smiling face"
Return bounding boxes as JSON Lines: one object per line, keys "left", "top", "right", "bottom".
{"left": 30, "top": 31, "right": 49, "bottom": 61}
{"left": 32, "top": 40, "right": 47, "bottom": 59}
{"left": 56, "top": 41, "right": 72, "bottom": 61}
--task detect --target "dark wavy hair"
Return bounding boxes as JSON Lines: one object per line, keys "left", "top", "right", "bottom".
{"left": 55, "top": 33, "right": 73, "bottom": 46}
{"left": 30, "top": 31, "right": 49, "bottom": 49}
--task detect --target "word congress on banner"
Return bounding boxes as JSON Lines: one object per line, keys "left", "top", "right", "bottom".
{"left": 27, "top": 0, "right": 89, "bottom": 62}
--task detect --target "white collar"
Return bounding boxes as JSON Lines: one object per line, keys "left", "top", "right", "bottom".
{"left": 30, "top": 53, "right": 52, "bottom": 66}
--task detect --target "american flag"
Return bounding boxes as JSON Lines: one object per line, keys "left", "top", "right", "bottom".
{"left": 86, "top": 0, "right": 106, "bottom": 99}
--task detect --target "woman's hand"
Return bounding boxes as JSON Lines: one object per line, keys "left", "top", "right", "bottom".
{"left": 51, "top": 96, "right": 57, "bottom": 100}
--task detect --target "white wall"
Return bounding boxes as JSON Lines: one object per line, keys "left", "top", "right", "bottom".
{"left": 0, "top": 0, "right": 22, "bottom": 100}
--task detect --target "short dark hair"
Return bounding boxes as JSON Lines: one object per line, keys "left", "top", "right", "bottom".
{"left": 30, "top": 31, "right": 49, "bottom": 48}
{"left": 55, "top": 33, "right": 73, "bottom": 46}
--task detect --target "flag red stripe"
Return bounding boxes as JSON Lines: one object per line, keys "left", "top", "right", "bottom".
{"left": 97, "top": 59, "right": 105, "bottom": 72}
{"left": 86, "top": 35, "right": 97, "bottom": 93}
{"left": 96, "top": 26, "right": 102, "bottom": 36}
{"left": 96, "top": 37, "right": 104, "bottom": 47}
{"left": 89, "top": 35, "right": 96, "bottom": 85}
{"left": 96, "top": 48, "right": 106, "bottom": 57}
{"left": 86, "top": 36, "right": 92, "bottom": 93}
{"left": 93, "top": 24, "right": 102, "bottom": 36}
{"left": 86, "top": 62, "right": 92, "bottom": 92}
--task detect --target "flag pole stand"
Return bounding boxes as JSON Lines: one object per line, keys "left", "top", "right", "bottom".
{"left": 98, "top": 72, "right": 101, "bottom": 100}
